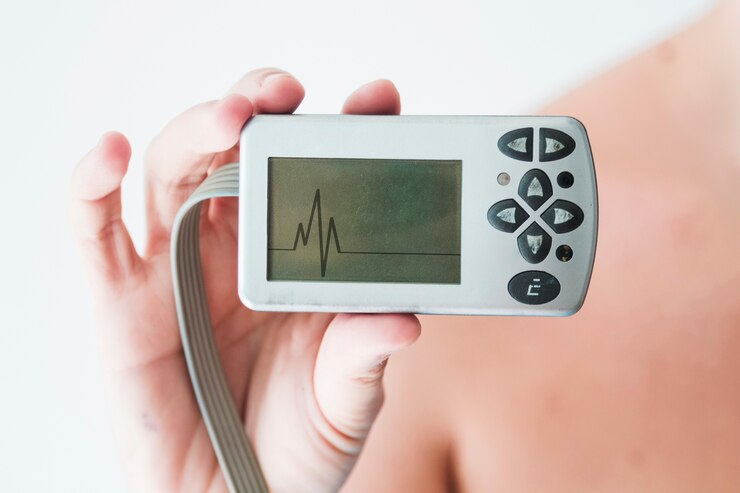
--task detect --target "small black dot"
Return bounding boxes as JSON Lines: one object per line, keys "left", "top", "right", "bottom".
{"left": 556, "top": 245, "right": 573, "bottom": 262}
{"left": 557, "top": 171, "right": 574, "bottom": 188}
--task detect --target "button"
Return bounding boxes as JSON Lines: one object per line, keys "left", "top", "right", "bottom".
{"left": 518, "top": 169, "right": 553, "bottom": 210}
{"left": 539, "top": 128, "right": 576, "bottom": 162}
{"left": 556, "top": 244, "right": 573, "bottom": 262}
{"left": 508, "top": 271, "right": 561, "bottom": 305}
{"left": 498, "top": 127, "right": 533, "bottom": 162}
{"left": 517, "top": 222, "right": 552, "bottom": 264}
{"left": 541, "top": 200, "right": 584, "bottom": 234}
{"left": 557, "top": 171, "right": 574, "bottom": 188}
{"left": 487, "top": 199, "right": 529, "bottom": 233}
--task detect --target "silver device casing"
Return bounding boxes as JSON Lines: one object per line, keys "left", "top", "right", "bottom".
{"left": 238, "top": 115, "right": 597, "bottom": 316}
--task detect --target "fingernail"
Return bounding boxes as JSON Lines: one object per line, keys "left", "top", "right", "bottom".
{"left": 97, "top": 130, "right": 116, "bottom": 148}
{"left": 262, "top": 72, "right": 292, "bottom": 87}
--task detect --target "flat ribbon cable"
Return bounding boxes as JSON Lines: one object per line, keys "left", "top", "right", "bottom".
{"left": 171, "top": 163, "right": 268, "bottom": 493}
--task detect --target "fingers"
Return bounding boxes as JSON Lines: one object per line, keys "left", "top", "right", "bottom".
{"left": 143, "top": 94, "right": 253, "bottom": 247}
{"left": 69, "top": 131, "right": 142, "bottom": 289}
{"left": 226, "top": 67, "right": 306, "bottom": 113}
{"left": 144, "top": 68, "right": 305, "bottom": 248}
{"left": 341, "top": 79, "right": 401, "bottom": 115}
{"left": 313, "top": 314, "right": 421, "bottom": 451}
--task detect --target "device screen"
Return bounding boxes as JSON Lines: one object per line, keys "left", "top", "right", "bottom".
{"left": 267, "top": 157, "right": 462, "bottom": 283}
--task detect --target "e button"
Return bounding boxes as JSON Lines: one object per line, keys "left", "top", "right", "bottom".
{"left": 508, "top": 271, "right": 561, "bottom": 305}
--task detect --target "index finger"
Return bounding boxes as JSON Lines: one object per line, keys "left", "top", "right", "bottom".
{"left": 144, "top": 68, "right": 305, "bottom": 249}
{"left": 341, "top": 79, "right": 401, "bottom": 115}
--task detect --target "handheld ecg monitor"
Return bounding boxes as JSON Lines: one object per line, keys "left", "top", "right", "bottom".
{"left": 237, "top": 115, "right": 597, "bottom": 315}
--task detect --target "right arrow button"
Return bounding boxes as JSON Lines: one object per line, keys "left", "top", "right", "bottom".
{"left": 541, "top": 199, "right": 584, "bottom": 234}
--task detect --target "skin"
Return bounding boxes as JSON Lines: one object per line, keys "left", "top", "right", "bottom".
{"left": 71, "top": 1, "right": 739, "bottom": 491}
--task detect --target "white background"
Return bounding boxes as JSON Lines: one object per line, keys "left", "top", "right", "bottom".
{"left": 0, "top": 0, "right": 711, "bottom": 490}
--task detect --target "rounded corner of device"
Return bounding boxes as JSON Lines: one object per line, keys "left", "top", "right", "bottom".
{"left": 561, "top": 306, "right": 580, "bottom": 317}
{"left": 562, "top": 115, "right": 587, "bottom": 131}
{"left": 237, "top": 288, "right": 262, "bottom": 312}
{"left": 562, "top": 297, "right": 587, "bottom": 317}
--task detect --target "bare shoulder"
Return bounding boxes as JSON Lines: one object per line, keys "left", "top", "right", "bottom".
{"left": 347, "top": 5, "right": 740, "bottom": 491}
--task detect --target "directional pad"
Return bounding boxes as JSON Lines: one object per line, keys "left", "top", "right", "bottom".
{"left": 541, "top": 200, "right": 584, "bottom": 234}
{"left": 487, "top": 199, "right": 529, "bottom": 233}
{"left": 517, "top": 222, "right": 552, "bottom": 264}
{"left": 518, "top": 169, "right": 552, "bottom": 211}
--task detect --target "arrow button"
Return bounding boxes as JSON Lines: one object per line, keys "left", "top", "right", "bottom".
{"left": 487, "top": 199, "right": 529, "bottom": 233}
{"left": 518, "top": 169, "right": 553, "bottom": 210}
{"left": 517, "top": 222, "right": 552, "bottom": 263}
{"left": 541, "top": 200, "right": 584, "bottom": 234}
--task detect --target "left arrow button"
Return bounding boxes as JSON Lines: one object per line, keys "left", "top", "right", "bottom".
{"left": 487, "top": 199, "right": 529, "bottom": 233}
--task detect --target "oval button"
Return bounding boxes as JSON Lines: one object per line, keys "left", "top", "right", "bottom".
{"left": 508, "top": 271, "right": 561, "bottom": 305}
{"left": 487, "top": 199, "right": 529, "bottom": 233}
{"left": 539, "top": 128, "right": 576, "bottom": 162}
{"left": 518, "top": 168, "right": 553, "bottom": 211}
{"left": 497, "top": 127, "right": 534, "bottom": 162}
{"left": 517, "top": 222, "right": 552, "bottom": 264}
{"left": 541, "top": 199, "right": 584, "bottom": 234}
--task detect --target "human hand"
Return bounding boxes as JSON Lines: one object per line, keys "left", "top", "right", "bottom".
{"left": 69, "top": 68, "right": 421, "bottom": 493}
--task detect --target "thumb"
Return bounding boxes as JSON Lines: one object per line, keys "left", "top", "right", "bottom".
{"left": 313, "top": 313, "right": 421, "bottom": 453}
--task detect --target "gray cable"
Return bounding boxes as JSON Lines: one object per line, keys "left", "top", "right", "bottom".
{"left": 171, "top": 163, "right": 268, "bottom": 493}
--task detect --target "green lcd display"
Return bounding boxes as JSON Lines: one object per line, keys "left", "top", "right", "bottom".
{"left": 267, "top": 157, "right": 462, "bottom": 283}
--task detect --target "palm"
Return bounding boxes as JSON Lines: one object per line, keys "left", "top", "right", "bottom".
{"left": 71, "top": 69, "right": 419, "bottom": 493}
{"left": 114, "top": 225, "right": 336, "bottom": 491}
